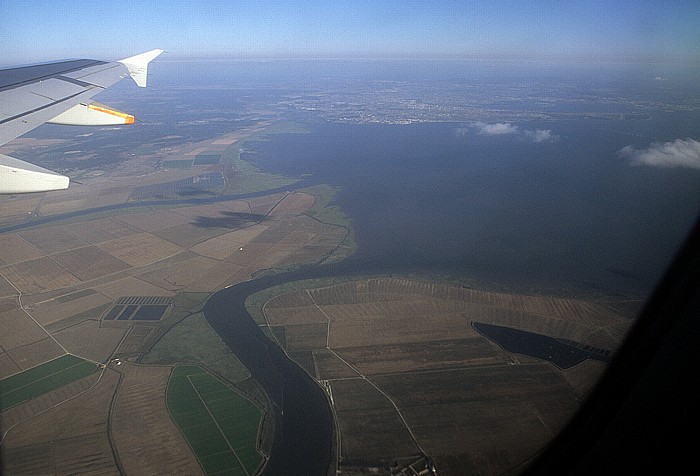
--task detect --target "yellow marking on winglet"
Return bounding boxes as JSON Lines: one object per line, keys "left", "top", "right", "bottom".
{"left": 88, "top": 103, "right": 135, "bottom": 124}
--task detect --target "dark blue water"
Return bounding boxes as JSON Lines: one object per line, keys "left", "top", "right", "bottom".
{"left": 473, "top": 322, "right": 612, "bottom": 369}
{"left": 242, "top": 119, "right": 700, "bottom": 296}
{"left": 193, "top": 61, "right": 700, "bottom": 475}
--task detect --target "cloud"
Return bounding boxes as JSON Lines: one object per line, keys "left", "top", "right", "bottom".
{"left": 471, "top": 122, "right": 518, "bottom": 135}
{"left": 457, "top": 123, "right": 559, "bottom": 144}
{"left": 619, "top": 138, "right": 700, "bottom": 169}
{"left": 525, "top": 129, "right": 558, "bottom": 143}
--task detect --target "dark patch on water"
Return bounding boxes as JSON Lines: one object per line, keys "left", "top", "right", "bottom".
{"left": 473, "top": 322, "right": 612, "bottom": 369}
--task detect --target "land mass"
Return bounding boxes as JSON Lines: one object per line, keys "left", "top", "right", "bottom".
{"left": 1, "top": 123, "right": 639, "bottom": 475}
{"left": 245, "top": 276, "right": 635, "bottom": 475}
{"left": 0, "top": 124, "right": 353, "bottom": 474}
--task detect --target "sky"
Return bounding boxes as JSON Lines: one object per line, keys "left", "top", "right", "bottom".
{"left": 0, "top": 0, "right": 698, "bottom": 65}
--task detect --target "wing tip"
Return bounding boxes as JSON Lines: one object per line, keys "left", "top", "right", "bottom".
{"left": 118, "top": 49, "right": 165, "bottom": 87}
{"left": 0, "top": 154, "right": 70, "bottom": 194}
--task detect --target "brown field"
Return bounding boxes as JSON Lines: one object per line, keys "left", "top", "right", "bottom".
{"left": 28, "top": 291, "right": 113, "bottom": 326}
{"left": 374, "top": 366, "right": 579, "bottom": 475}
{"left": 0, "top": 198, "right": 43, "bottom": 228}
{"left": 0, "top": 352, "right": 21, "bottom": 378}
{"left": 284, "top": 323, "right": 329, "bottom": 351}
{"left": 183, "top": 261, "right": 247, "bottom": 292}
{"left": 110, "top": 362, "right": 202, "bottom": 475}
{"left": 335, "top": 337, "right": 502, "bottom": 375}
{"left": 0, "top": 234, "right": 44, "bottom": 266}
{"left": 260, "top": 277, "right": 636, "bottom": 475}
{"left": 249, "top": 192, "right": 290, "bottom": 216}
{"left": 5, "top": 339, "right": 65, "bottom": 372}
{"left": 1, "top": 369, "right": 119, "bottom": 475}
{"left": 75, "top": 217, "right": 144, "bottom": 243}
{"left": 1, "top": 257, "right": 81, "bottom": 294}
{"left": 190, "top": 223, "right": 269, "bottom": 259}
{"left": 17, "top": 225, "right": 88, "bottom": 255}
{"left": 0, "top": 275, "right": 17, "bottom": 297}
{"left": 38, "top": 198, "right": 94, "bottom": 216}
{"left": 96, "top": 232, "right": 184, "bottom": 267}
{"left": 113, "top": 208, "right": 194, "bottom": 232}
{"left": 331, "top": 378, "right": 420, "bottom": 461}
{"left": 166, "top": 199, "right": 252, "bottom": 220}
{"left": 264, "top": 304, "right": 327, "bottom": 327}
{"left": 95, "top": 276, "right": 175, "bottom": 300}
{"left": 1, "top": 371, "right": 101, "bottom": 435}
{"left": 0, "top": 307, "right": 49, "bottom": 350}
{"left": 53, "top": 321, "right": 127, "bottom": 363}
{"left": 268, "top": 191, "right": 316, "bottom": 217}
{"left": 150, "top": 222, "right": 225, "bottom": 248}
{"left": 51, "top": 246, "right": 131, "bottom": 281}
{"left": 138, "top": 254, "right": 224, "bottom": 290}
{"left": 312, "top": 349, "right": 359, "bottom": 379}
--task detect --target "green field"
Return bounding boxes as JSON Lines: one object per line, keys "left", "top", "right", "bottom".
{"left": 0, "top": 354, "right": 98, "bottom": 411}
{"left": 194, "top": 154, "right": 222, "bottom": 165}
{"left": 221, "top": 140, "right": 297, "bottom": 195}
{"left": 167, "top": 365, "right": 264, "bottom": 476}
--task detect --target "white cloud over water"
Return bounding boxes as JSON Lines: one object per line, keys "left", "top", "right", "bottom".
{"left": 472, "top": 122, "right": 518, "bottom": 135}
{"left": 525, "top": 129, "right": 558, "bottom": 143}
{"left": 458, "top": 123, "right": 558, "bottom": 143}
{"left": 620, "top": 138, "right": 700, "bottom": 169}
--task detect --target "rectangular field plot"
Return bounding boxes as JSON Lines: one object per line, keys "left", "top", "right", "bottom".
{"left": 0, "top": 354, "right": 98, "bottom": 411}
{"left": 17, "top": 225, "right": 86, "bottom": 255}
{"left": 1, "top": 257, "right": 81, "bottom": 294}
{"left": 51, "top": 246, "right": 130, "bottom": 281}
{"left": 0, "top": 234, "right": 44, "bottom": 266}
{"left": 96, "top": 232, "right": 183, "bottom": 267}
{"left": 167, "top": 365, "right": 263, "bottom": 476}
{"left": 162, "top": 159, "right": 194, "bottom": 169}
{"left": 193, "top": 154, "right": 221, "bottom": 165}
{"left": 331, "top": 378, "right": 419, "bottom": 460}
{"left": 335, "top": 337, "right": 503, "bottom": 375}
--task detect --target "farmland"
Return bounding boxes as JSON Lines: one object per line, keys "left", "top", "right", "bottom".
{"left": 0, "top": 125, "right": 352, "bottom": 474}
{"left": 0, "top": 354, "right": 97, "bottom": 411}
{"left": 1, "top": 367, "right": 120, "bottom": 475}
{"left": 0, "top": 115, "right": 647, "bottom": 475}
{"left": 254, "top": 277, "right": 637, "bottom": 475}
{"left": 167, "top": 365, "right": 265, "bottom": 475}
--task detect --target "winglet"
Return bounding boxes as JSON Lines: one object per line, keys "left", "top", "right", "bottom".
{"left": 118, "top": 49, "right": 164, "bottom": 87}
{"left": 0, "top": 154, "right": 69, "bottom": 193}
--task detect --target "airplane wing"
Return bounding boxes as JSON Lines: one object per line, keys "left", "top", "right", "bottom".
{"left": 0, "top": 49, "right": 163, "bottom": 194}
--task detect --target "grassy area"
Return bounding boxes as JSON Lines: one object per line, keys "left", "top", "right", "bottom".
{"left": 301, "top": 184, "right": 351, "bottom": 228}
{"left": 167, "top": 365, "right": 264, "bottom": 476}
{"left": 0, "top": 354, "right": 98, "bottom": 411}
{"left": 193, "top": 154, "right": 222, "bottom": 165}
{"left": 142, "top": 294, "right": 251, "bottom": 385}
{"left": 221, "top": 140, "right": 298, "bottom": 195}
{"left": 299, "top": 184, "right": 357, "bottom": 263}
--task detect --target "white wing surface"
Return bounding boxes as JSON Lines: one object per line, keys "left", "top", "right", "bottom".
{"left": 0, "top": 49, "right": 163, "bottom": 193}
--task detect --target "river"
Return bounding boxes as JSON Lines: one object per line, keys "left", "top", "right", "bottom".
{"left": 203, "top": 267, "right": 340, "bottom": 476}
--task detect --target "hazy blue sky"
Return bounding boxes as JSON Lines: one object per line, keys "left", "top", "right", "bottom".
{"left": 0, "top": 1, "right": 698, "bottom": 64}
